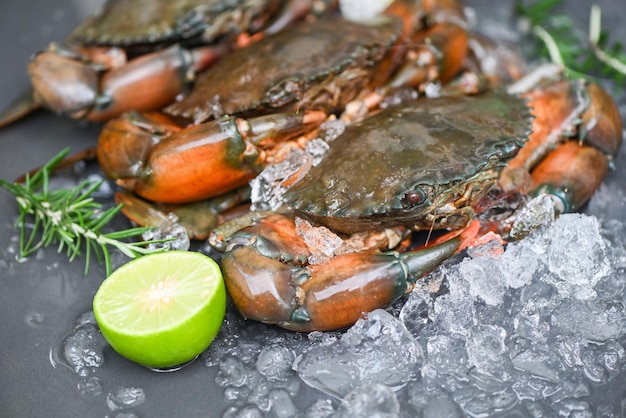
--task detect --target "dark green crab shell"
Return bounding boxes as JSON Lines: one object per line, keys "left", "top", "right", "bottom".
{"left": 284, "top": 92, "right": 533, "bottom": 234}
{"left": 166, "top": 15, "right": 402, "bottom": 123}
{"left": 68, "top": 0, "right": 279, "bottom": 49}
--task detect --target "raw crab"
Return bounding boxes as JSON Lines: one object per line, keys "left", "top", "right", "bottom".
{"left": 96, "top": 0, "right": 471, "bottom": 205}
{"left": 89, "top": 0, "right": 622, "bottom": 331}
{"left": 0, "top": 0, "right": 336, "bottom": 126}
{"left": 214, "top": 75, "right": 622, "bottom": 331}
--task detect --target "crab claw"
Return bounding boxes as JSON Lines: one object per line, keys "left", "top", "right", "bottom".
{"left": 23, "top": 43, "right": 227, "bottom": 123}
{"left": 499, "top": 75, "right": 623, "bottom": 215}
{"left": 221, "top": 213, "right": 469, "bottom": 332}
{"left": 98, "top": 110, "right": 326, "bottom": 203}
{"left": 28, "top": 46, "right": 100, "bottom": 119}
{"left": 115, "top": 187, "right": 251, "bottom": 240}
{"left": 529, "top": 81, "right": 622, "bottom": 213}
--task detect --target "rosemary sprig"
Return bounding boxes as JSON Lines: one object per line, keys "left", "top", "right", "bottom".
{"left": 0, "top": 148, "right": 171, "bottom": 276}
{"left": 516, "top": 0, "right": 626, "bottom": 84}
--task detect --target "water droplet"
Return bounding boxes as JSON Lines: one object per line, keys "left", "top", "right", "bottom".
{"left": 25, "top": 311, "right": 44, "bottom": 327}
{"left": 106, "top": 386, "right": 145, "bottom": 411}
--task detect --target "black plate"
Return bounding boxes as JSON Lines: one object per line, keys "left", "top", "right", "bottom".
{"left": 0, "top": 1, "right": 624, "bottom": 417}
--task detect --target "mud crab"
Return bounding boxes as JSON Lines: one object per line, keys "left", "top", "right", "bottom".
{"left": 214, "top": 75, "right": 622, "bottom": 332}
{"left": 0, "top": 0, "right": 336, "bottom": 126}
{"left": 97, "top": 0, "right": 471, "bottom": 205}
{"left": 91, "top": 0, "right": 621, "bottom": 332}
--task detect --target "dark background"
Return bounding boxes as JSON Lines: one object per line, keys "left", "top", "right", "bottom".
{"left": 0, "top": 1, "right": 624, "bottom": 416}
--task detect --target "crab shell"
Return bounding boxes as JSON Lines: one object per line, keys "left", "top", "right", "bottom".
{"left": 284, "top": 91, "right": 533, "bottom": 234}
{"left": 68, "top": 0, "right": 283, "bottom": 49}
{"left": 165, "top": 15, "right": 403, "bottom": 123}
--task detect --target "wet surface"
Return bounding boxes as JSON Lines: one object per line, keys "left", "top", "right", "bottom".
{"left": 0, "top": 1, "right": 625, "bottom": 417}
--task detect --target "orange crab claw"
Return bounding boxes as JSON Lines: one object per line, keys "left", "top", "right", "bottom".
{"left": 98, "top": 110, "right": 327, "bottom": 203}
{"left": 221, "top": 214, "right": 467, "bottom": 332}
{"left": 500, "top": 76, "right": 623, "bottom": 215}
{"left": 530, "top": 142, "right": 609, "bottom": 213}
{"left": 28, "top": 44, "right": 227, "bottom": 122}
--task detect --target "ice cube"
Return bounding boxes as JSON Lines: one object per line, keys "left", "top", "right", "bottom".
{"left": 62, "top": 323, "right": 107, "bottom": 377}
{"left": 465, "top": 324, "right": 508, "bottom": 372}
{"left": 541, "top": 214, "right": 611, "bottom": 299}
{"left": 294, "top": 310, "right": 423, "bottom": 398}
{"left": 431, "top": 291, "right": 476, "bottom": 337}
{"left": 300, "top": 399, "right": 335, "bottom": 417}
{"left": 106, "top": 386, "right": 145, "bottom": 411}
{"left": 509, "top": 336, "right": 562, "bottom": 381}
{"left": 551, "top": 298, "right": 626, "bottom": 341}
{"left": 456, "top": 256, "right": 507, "bottom": 306}
{"left": 424, "top": 335, "right": 470, "bottom": 377}
{"left": 255, "top": 345, "right": 295, "bottom": 382}
{"left": 399, "top": 289, "right": 435, "bottom": 338}
{"left": 143, "top": 213, "right": 190, "bottom": 251}
{"left": 334, "top": 383, "right": 400, "bottom": 417}
{"left": 268, "top": 389, "right": 298, "bottom": 418}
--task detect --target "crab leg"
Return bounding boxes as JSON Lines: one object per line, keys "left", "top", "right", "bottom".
{"left": 241, "top": 0, "right": 339, "bottom": 44}
{"left": 98, "top": 110, "right": 327, "bottom": 203}
{"left": 385, "top": 0, "right": 468, "bottom": 88}
{"left": 530, "top": 142, "right": 609, "bottom": 213}
{"left": 220, "top": 214, "right": 476, "bottom": 332}
{"left": 115, "top": 186, "right": 252, "bottom": 240}
{"left": 342, "top": 0, "right": 469, "bottom": 118}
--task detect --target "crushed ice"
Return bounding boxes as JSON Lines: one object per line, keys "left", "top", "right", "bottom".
{"left": 250, "top": 119, "right": 343, "bottom": 212}
{"left": 43, "top": 157, "right": 625, "bottom": 416}
{"left": 294, "top": 309, "right": 424, "bottom": 398}
{"left": 204, "top": 198, "right": 626, "bottom": 416}
{"left": 106, "top": 386, "right": 146, "bottom": 411}
{"left": 142, "top": 212, "right": 190, "bottom": 251}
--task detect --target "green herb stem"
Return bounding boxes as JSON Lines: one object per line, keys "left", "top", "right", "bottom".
{"left": 516, "top": 0, "right": 626, "bottom": 84}
{"left": 0, "top": 148, "right": 172, "bottom": 276}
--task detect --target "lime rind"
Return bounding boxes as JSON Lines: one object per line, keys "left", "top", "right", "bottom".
{"left": 93, "top": 251, "right": 226, "bottom": 368}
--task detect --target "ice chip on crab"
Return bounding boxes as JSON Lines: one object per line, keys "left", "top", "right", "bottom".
{"left": 293, "top": 309, "right": 423, "bottom": 399}
{"left": 250, "top": 138, "right": 329, "bottom": 212}
{"left": 143, "top": 213, "right": 190, "bottom": 252}
{"left": 509, "top": 194, "right": 557, "bottom": 239}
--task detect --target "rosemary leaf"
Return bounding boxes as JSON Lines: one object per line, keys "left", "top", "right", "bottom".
{"left": 0, "top": 148, "right": 173, "bottom": 275}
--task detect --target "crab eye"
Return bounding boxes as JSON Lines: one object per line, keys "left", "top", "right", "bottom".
{"left": 405, "top": 187, "right": 429, "bottom": 206}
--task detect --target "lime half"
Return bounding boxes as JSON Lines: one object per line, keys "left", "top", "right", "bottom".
{"left": 93, "top": 251, "right": 226, "bottom": 369}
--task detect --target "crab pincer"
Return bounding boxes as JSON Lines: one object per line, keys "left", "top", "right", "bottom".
{"left": 220, "top": 215, "right": 478, "bottom": 332}
{"left": 97, "top": 109, "right": 327, "bottom": 203}
{"left": 1, "top": 0, "right": 336, "bottom": 126}
{"left": 501, "top": 69, "right": 623, "bottom": 215}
